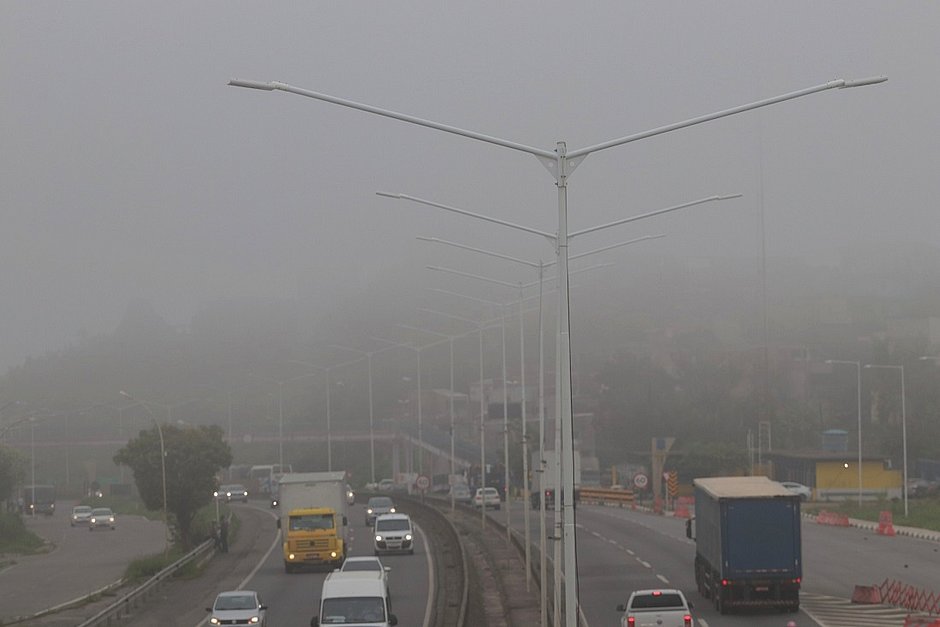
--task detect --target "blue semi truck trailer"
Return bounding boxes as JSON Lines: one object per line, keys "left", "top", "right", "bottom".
{"left": 688, "top": 476, "right": 802, "bottom": 614}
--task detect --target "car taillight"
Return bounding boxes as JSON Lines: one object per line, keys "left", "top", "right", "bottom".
{"left": 626, "top": 617, "right": 635, "bottom": 626}
{"left": 684, "top": 615, "right": 692, "bottom": 626}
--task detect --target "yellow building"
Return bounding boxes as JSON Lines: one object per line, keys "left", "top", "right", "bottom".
{"left": 766, "top": 452, "right": 902, "bottom": 501}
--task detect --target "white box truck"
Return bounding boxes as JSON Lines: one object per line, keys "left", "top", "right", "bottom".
{"left": 277, "top": 471, "right": 349, "bottom": 572}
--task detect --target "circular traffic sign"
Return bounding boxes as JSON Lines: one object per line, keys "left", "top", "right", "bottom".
{"left": 415, "top": 475, "right": 430, "bottom": 491}
{"left": 633, "top": 473, "right": 649, "bottom": 489}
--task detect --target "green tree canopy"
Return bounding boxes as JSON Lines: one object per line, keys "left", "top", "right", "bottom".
{"left": 0, "top": 445, "right": 26, "bottom": 503}
{"left": 114, "top": 423, "right": 231, "bottom": 548}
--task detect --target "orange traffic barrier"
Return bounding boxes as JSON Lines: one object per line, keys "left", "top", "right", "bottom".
{"left": 674, "top": 496, "right": 693, "bottom": 518}
{"left": 816, "top": 510, "right": 850, "bottom": 527}
{"left": 877, "top": 510, "right": 897, "bottom": 536}
{"left": 852, "top": 584, "right": 883, "bottom": 604}
{"left": 903, "top": 615, "right": 940, "bottom": 627}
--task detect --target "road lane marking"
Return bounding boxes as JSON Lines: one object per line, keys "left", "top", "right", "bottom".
{"left": 656, "top": 574, "right": 670, "bottom": 584}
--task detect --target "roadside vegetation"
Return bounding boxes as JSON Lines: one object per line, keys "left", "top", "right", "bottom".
{"left": 0, "top": 511, "right": 47, "bottom": 555}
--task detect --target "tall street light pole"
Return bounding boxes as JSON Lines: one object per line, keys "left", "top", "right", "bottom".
{"left": 290, "top": 357, "right": 365, "bottom": 472}
{"left": 119, "top": 390, "right": 169, "bottom": 554}
{"left": 331, "top": 343, "right": 401, "bottom": 484}
{"left": 826, "top": 360, "right": 863, "bottom": 505}
{"left": 864, "top": 363, "right": 908, "bottom": 516}
{"left": 230, "top": 74, "right": 886, "bottom": 625}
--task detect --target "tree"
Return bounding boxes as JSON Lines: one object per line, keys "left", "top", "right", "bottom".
{"left": 114, "top": 424, "right": 231, "bottom": 548}
{"left": 0, "top": 445, "right": 26, "bottom": 503}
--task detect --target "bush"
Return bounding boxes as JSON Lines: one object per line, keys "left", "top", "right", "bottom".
{"left": 0, "top": 511, "right": 47, "bottom": 554}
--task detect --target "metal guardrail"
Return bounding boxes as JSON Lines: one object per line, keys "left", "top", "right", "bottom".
{"left": 75, "top": 538, "right": 215, "bottom": 627}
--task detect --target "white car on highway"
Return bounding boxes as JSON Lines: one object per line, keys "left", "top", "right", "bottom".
{"left": 473, "top": 487, "right": 501, "bottom": 510}
{"left": 617, "top": 589, "right": 694, "bottom": 627}
{"left": 780, "top": 481, "right": 813, "bottom": 501}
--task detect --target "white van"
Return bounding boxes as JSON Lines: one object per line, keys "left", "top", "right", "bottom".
{"left": 311, "top": 570, "right": 397, "bottom": 626}
{"left": 373, "top": 513, "right": 415, "bottom": 555}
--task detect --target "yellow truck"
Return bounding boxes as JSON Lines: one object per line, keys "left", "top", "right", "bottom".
{"left": 276, "top": 471, "right": 349, "bottom": 573}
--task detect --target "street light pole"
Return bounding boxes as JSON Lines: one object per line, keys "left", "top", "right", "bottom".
{"left": 119, "top": 390, "right": 169, "bottom": 554}
{"left": 826, "top": 360, "right": 863, "bottom": 505}
{"left": 864, "top": 364, "right": 908, "bottom": 516}
{"left": 231, "top": 74, "right": 886, "bottom": 626}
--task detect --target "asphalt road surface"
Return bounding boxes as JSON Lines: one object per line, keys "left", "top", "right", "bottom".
{"left": 0, "top": 499, "right": 167, "bottom": 623}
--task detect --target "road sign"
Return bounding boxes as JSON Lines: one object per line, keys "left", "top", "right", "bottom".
{"left": 633, "top": 473, "right": 649, "bottom": 489}
{"left": 415, "top": 475, "right": 430, "bottom": 491}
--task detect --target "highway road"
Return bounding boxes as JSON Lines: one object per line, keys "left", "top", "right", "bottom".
{"left": 494, "top": 502, "right": 935, "bottom": 627}
{"left": 0, "top": 499, "right": 167, "bottom": 622}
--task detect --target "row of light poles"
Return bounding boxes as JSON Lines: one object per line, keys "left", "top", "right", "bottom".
{"left": 825, "top": 360, "right": 909, "bottom": 515}
{"left": 230, "top": 73, "right": 885, "bottom": 625}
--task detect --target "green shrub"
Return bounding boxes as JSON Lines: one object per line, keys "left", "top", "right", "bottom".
{"left": 0, "top": 512, "right": 47, "bottom": 554}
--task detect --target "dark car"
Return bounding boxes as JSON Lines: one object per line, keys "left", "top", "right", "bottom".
{"left": 215, "top": 484, "right": 249, "bottom": 503}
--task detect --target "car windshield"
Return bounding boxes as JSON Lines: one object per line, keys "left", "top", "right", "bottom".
{"left": 320, "top": 597, "right": 386, "bottom": 624}
{"left": 73, "top": 507, "right": 92, "bottom": 514}
{"left": 91, "top": 509, "right": 112, "bottom": 516}
{"left": 215, "top": 594, "right": 257, "bottom": 610}
{"left": 368, "top": 497, "right": 393, "bottom": 508}
{"left": 343, "top": 560, "right": 381, "bottom": 572}
{"left": 630, "top": 593, "right": 685, "bottom": 610}
{"left": 375, "top": 519, "right": 410, "bottom": 531}
{"left": 222, "top": 485, "right": 245, "bottom": 492}
{"left": 289, "top": 513, "right": 334, "bottom": 531}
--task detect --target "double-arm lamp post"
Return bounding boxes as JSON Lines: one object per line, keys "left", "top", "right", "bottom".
{"left": 229, "top": 73, "right": 885, "bottom": 625}
{"left": 825, "top": 360, "right": 863, "bottom": 505}
{"left": 864, "top": 364, "right": 908, "bottom": 516}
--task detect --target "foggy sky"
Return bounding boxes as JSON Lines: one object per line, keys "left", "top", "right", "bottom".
{"left": 2, "top": 1, "right": 937, "bottom": 371}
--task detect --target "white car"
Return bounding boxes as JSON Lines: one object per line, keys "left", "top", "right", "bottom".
{"left": 71, "top": 505, "right": 93, "bottom": 527}
{"left": 617, "top": 589, "right": 694, "bottom": 627}
{"left": 207, "top": 590, "right": 267, "bottom": 626}
{"left": 88, "top": 507, "right": 116, "bottom": 531}
{"left": 780, "top": 481, "right": 813, "bottom": 501}
{"left": 373, "top": 513, "right": 414, "bottom": 555}
{"left": 473, "top": 487, "right": 501, "bottom": 510}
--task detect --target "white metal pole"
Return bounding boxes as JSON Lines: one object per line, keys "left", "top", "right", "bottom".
{"left": 369, "top": 353, "right": 376, "bottom": 485}
{"left": 520, "top": 285, "right": 531, "bottom": 590}
{"left": 326, "top": 369, "right": 332, "bottom": 472}
{"left": 479, "top": 324, "right": 486, "bottom": 530}
{"left": 450, "top": 337, "right": 456, "bottom": 513}
{"left": 538, "top": 261, "right": 547, "bottom": 627}
{"left": 501, "top": 309, "right": 511, "bottom": 545}
{"left": 417, "top": 349, "right": 423, "bottom": 475}
{"left": 856, "top": 362, "right": 862, "bottom": 506}
{"left": 30, "top": 418, "right": 35, "bottom": 517}
{"left": 900, "top": 366, "right": 908, "bottom": 517}
{"left": 278, "top": 382, "right": 284, "bottom": 472}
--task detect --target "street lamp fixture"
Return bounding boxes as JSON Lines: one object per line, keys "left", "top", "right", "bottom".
{"left": 119, "top": 390, "right": 169, "bottom": 554}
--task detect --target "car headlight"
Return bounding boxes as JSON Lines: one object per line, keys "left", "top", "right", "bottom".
{"left": 288, "top": 553, "right": 296, "bottom": 560}
{"left": 209, "top": 617, "right": 221, "bottom": 625}
{"left": 330, "top": 551, "right": 337, "bottom": 558}
{"left": 367, "top": 508, "right": 373, "bottom": 514}
{"left": 109, "top": 517, "right": 115, "bottom": 522}
{"left": 375, "top": 534, "right": 383, "bottom": 542}
{"left": 226, "top": 492, "right": 232, "bottom": 497}
{"left": 405, "top": 533, "right": 412, "bottom": 541}
{"left": 213, "top": 491, "right": 219, "bottom": 497}
{"left": 249, "top": 616, "right": 260, "bottom": 624}
{"left": 390, "top": 507, "right": 396, "bottom": 513}
{"left": 90, "top": 518, "right": 96, "bottom": 523}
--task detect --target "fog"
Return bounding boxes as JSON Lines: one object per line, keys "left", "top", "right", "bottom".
{"left": 2, "top": 1, "right": 937, "bottom": 371}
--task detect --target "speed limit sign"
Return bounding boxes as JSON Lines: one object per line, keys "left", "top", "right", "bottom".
{"left": 633, "top": 473, "right": 649, "bottom": 490}
{"left": 415, "top": 475, "right": 430, "bottom": 491}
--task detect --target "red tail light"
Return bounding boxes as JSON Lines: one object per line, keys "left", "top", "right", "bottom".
{"left": 721, "top": 579, "right": 729, "bottom": 586}
{"left": 684, "top": 615, "right": 692, "bottom": 626}
{"left": 626, "top": 618, "right": 635, "bottom": 627}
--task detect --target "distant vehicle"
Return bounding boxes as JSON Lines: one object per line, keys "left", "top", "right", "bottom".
{"left": 22, "top": 485, "right": 56, "bottom": 516}
{"left": 779, "top": 481, "right": 813, "bottom": 501}
{"left": 312, "top": 570, "right": 397, "bottom": 626}
{"left": 449, "top": 484, "right": 472, "bottom": 504}
{"left": 88, "top": 507, "right": 116, "bottom": 531}
{"left": 71, "top": 505, "right": 93, "bottom": 527}
{"left": 365, "top": 496, "right": 396, "bottom": 526}
{"left": 346, "top": 484, "right": 356, "bottom": 505}
{"left": 907, "top": 478, "right": 940, "bottom": 498}
{"left": 690, "top": 476, "right": 801, "bottom": 614}
{"left": 616, "top": 589, "right": 694, "bottom": 627}
{"left": 339, "top": 556, "right": 391, "bottom": 601}
{"left": 373, "top": 513, "right": 415, "bottom": 555}
{"left": 215, "top": 484, "right": 249, "bottom": 503}
{"left": 377, "top": 479, "right": 396, "bottom": 492}
{"left": 473, "top": 487, "right": 501, "bottom": 510}
{"left": 248, "top": 464, "right": 291, "bottom": 495}
{"left": 206, "top": 590, "right": 267, "bottom": 627}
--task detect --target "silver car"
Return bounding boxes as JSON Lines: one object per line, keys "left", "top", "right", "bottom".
{"left": 365, "top": 496, "right": 396, "bottom": 526}
{"left": 207, "top": 590, "right": 267, "bottom": 627}
{"left": 88, "top": 507, "right": 116, "bottom": 531}
{"left": 71, "top": 505, "right": 93, "bottom": 527}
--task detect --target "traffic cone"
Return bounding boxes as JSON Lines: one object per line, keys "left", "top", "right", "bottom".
{"left": 877, "top": 510, "right": 896, "bottom": 536}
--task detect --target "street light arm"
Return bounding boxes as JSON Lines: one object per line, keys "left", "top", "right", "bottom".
{"left": 569, "top": 234, "right": 666, "bottom": 261}
{"left": 569, "top": 194, "right": 741, "bottom": 239}
{"left": 567, "top": 77, "right": 886, "bottom": 159}
{"left": 229, "top": 80, "right": 556, "bottom": 159}
{"left": 427, "top": 265, "right": 519, "bottom": 289}
{"left": 417, "top": 236, "right": 542, "bottom": 268}
{"left": 378, "top": 192, "right": 556, "bottom": 242}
